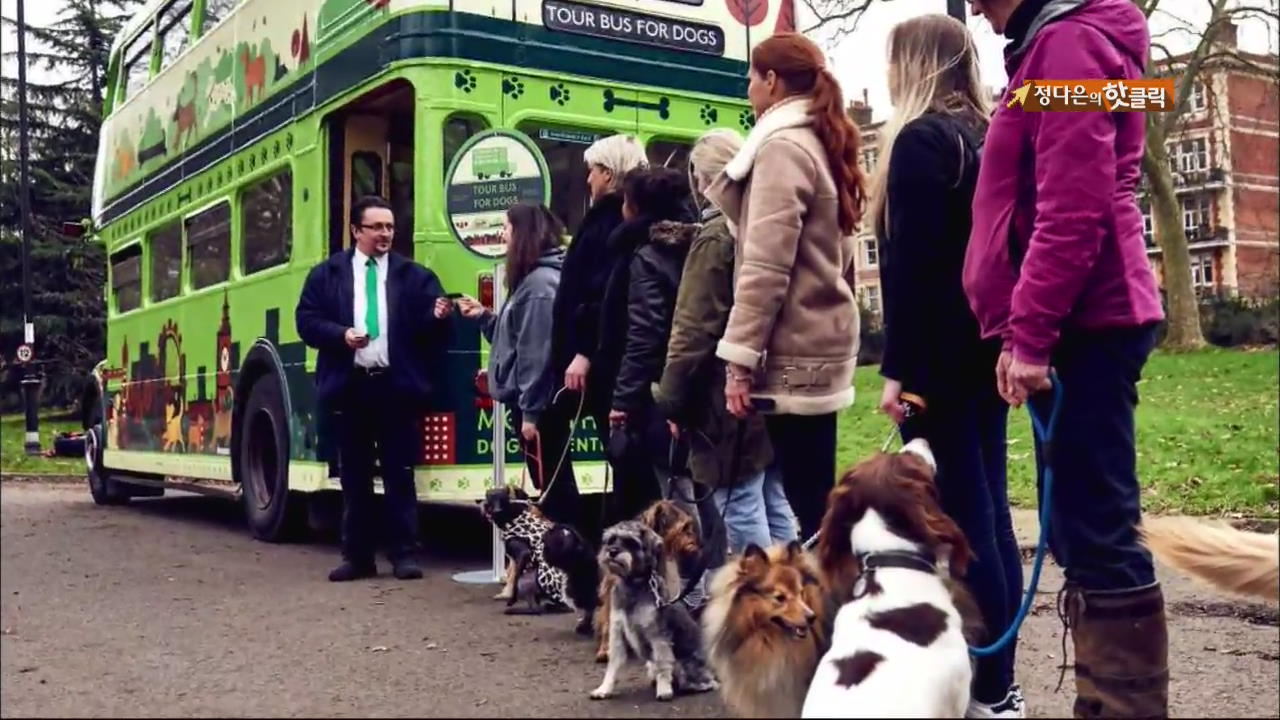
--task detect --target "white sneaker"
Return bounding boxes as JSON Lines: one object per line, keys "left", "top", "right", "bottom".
{"left": 966, "top": 684, "right": 1026, "bottom": 719}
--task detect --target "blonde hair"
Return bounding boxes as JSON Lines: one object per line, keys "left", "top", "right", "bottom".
{"left": 688, "top": 129, "right": 743, "bottom": 210}
{"left": 583, "top": 134, "right": 649, "bottom": 192}
{"left": 868, "top": 14, "right": 991, "bottom": 235}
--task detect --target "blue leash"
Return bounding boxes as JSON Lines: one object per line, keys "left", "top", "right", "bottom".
{"left": 969, "top": 374, "right": 1064, "bottom": 658}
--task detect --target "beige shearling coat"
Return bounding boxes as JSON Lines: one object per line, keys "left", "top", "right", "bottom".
{"left": 707, "top": 97, "right": 860, "bottom": 415}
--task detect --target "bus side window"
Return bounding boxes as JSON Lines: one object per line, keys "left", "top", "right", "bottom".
{"left": 351, "top": 151, "right": 383, "bottom": 202}
{"left": 443, "top": 115, "right": 489, "bottom": 177}
{"left": 186, "top": 202, "right": 231, "bottom": 288}
{"left": 519, "top": 123, "right": 605, "bottom": 235}
{"left": 158, "top": 2, "right": 194, "bottom": 70}
{"left": 647, "top": 140, "right": 692, "bottom": 174}
{"left": 242, "top": 170, "right": 293, "bottom": 274}
{"left": 150, "top": 222, "right": 183, "bottom": 301}
{"left": 111, "top": 245, "right": 143, "bottom": 313}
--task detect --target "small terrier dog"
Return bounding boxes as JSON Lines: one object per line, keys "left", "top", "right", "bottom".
{"left": 594, "top": 500, "right": 702, "bottom": 661}
{"left": 590, "top": 520, "right": 718, "bottom": 702}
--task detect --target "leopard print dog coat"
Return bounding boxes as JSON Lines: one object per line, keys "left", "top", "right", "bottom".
{"left": 498, "top": 503, "right": 572, "bottom": 609}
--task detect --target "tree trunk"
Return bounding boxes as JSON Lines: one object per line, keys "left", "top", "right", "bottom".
{"left": 1143, "top": 128, "right": 1206, "bottom": 351}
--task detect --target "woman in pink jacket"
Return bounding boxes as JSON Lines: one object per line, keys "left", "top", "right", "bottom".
{"left": 964, "top": 1, "right": 1167, "bottom": 717}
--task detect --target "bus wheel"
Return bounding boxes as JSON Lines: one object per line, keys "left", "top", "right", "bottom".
{"left": 85, "top": 422, "right": 128, "bottom": 506}
{"left": 239, "top": 373, "right": 306, "bottom": 542}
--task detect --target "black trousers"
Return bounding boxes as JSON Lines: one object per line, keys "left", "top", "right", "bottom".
{"left": 902, "top": 380, "right": 1019, "bottom": 703}
{"left": 335, "top": 369, "right": 420, "bottom": 564}
{"left": 765, "top": 412, "right": 837, "bottom": 541}
{"left": 510, "top": 397, "right": 581, "bottom": 527}
{"left": 1030, "top": 324, "right": 1159, "bottom": 591}
{"left": 595, "top": 394, "right": 661, "bottom": 530}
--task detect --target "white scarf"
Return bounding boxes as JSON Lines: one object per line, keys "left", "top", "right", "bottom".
{"left": 723, "top": 96, "right": 813, "bottom": 182}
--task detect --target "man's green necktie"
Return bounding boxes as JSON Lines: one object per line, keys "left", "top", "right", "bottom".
{"left": 364, "top": 257, "right": 380, "bottom": 340}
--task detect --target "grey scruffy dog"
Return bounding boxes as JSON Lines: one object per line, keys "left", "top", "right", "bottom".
{"left": 589, "top": 521, "right": 718, "bottom": 701}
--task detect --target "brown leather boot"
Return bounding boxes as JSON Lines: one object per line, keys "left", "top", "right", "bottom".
{"left": 1061, "top": 583, "right": 1169, "bottom": 719}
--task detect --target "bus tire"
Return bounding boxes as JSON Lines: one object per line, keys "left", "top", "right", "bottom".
{"left": 85, "top": 421, "right": 129, "bottom": 506}
{"left": 239, "top": 372, "right": 306, "bottom": 542}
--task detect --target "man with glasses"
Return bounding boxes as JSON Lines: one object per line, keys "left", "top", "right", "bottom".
{"left": 296, "top": 195, "right": 451, "bottom": 582}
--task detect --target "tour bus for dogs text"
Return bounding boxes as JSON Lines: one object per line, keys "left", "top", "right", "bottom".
{"left": 83, "top": 0, "right": 801, "bottom": 540}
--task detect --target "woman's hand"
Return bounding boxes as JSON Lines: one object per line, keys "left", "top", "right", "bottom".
{"left": 667, "top": 420, "right": 680, "bottom": 439}
{"left": 565, "top": 354, "right": 590, "bottom": 392}
{"left": 456, "top": 295, "right": 486, "bottom": 319}
{"left": 433, "top": 297, "right": 454, "bottom": 319}
{"left": 521, "top": 421, "right": 539, "bottom": 443}
{"left": 879, "top": 378, "right": 906, "bottom": 425}
{"left": 609, "top": 409, "right": 628, "bottom": 427}
{"left": 725, "top": 363, "right": 753, "bottom": 419}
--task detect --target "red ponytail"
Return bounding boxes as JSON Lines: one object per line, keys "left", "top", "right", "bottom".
{"left": 751, "top": 33, "right": 866, "bottom": 235}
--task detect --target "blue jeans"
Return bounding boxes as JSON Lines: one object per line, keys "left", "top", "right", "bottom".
{"left": 901, "top": 376, "right": 1020, "bottom": 705}
{"left": 712, "top": 463, "right": 799, "bottom": 554}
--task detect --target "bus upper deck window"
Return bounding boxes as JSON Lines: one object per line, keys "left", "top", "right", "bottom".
{"left": 110, "top": 246, "right": 142, "bottom": 313}
{"left": 121, "top": 28, "right": 153, "bottom": 101}
{"left": 159, "top": 2, "right": 193, "bottom": 70}
{"left": 200, "top": 0, "right": 237, "bottom": 35}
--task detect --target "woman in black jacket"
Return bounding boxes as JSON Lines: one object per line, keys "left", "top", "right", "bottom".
{"left": 873, "top": 16, "right": 1024, "bottom": 718}
{"left": 597, "top": 167, "right": 698, "bottom": 522}
{"left": 543, "top": 135, "right": 648, "bottom": 536}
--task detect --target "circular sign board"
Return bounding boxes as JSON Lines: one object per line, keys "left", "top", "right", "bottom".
{"left": 445, "top": 129, "right": 551, "bottom": 258}
{"left": 15, "top": 344, "right": 33, "bottom": 364}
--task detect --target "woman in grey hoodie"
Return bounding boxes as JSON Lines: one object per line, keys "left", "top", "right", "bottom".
{"left": 450, "top": 203, "right": 574, "bottom": 521}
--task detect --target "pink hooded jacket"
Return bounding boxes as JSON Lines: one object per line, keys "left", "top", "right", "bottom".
{"left": 964, "top": 0, "right": 1164, "bottom": 365}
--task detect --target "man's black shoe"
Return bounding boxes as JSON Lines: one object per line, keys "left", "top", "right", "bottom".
{"left": 328, "top": 561, "right": 377, "bottom": 582}
{"left": 392, "top": 560, "right": 423, "bottom": 580}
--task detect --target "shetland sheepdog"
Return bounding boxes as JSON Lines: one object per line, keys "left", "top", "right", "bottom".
{"left": 701, "top": 541, "right": 834, "bottom": 718}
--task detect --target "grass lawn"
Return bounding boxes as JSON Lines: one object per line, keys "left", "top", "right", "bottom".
{"left": 838, "top": 347, "right": 1279, "bottom": 518}
{"left": 0, "top": 411, "right": 84, "bottom": 476}
{"left": 4, "top": 348, "right": 1276, "bottom": 516}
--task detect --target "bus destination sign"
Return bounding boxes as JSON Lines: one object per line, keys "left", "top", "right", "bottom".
{"left": 543, "top": 0, "right": 726, "bottom": 57}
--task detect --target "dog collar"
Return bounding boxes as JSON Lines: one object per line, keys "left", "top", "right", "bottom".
{"left": 850, "top": 550, "right": 937, "bottom": 600}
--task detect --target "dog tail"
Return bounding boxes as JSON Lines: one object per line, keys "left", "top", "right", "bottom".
{"left": 1139, "top": 516, "right": 1279, "bottom": 602}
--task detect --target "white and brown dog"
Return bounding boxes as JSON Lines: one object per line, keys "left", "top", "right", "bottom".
{"left": 805, "top": 439, "right": 974, "bottom": 718}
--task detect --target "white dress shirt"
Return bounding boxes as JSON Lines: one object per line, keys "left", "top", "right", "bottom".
{"left": 352, "top": 248, "right": 390, "bottom": 368}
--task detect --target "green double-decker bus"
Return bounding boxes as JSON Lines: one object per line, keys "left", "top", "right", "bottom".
{"left": 83, "top": 0, "right": 801, "bottom": 541}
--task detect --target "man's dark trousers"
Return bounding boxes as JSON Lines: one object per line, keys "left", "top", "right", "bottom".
{"left": 336, "top": 368, "right": 420, "bottom": 565}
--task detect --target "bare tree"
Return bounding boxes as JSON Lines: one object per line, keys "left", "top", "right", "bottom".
{"left": 1138, "top": 0, "right": 1278, "bottom": 350}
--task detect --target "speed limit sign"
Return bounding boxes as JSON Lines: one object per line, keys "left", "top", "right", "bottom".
{"left": 15, "top": 344, "right": 33, "bottom": 364}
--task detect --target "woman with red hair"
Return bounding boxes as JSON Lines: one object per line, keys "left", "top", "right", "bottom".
{"left": 707, "top": 32, "right": 865, "bottom": 540}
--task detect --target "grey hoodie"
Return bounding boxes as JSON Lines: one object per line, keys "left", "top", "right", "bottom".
{"left": 482, "top": 248, "right": 564, "bottom": 423}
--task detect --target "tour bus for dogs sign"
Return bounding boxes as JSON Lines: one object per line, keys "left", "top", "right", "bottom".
{"left": 445, "top": 130, "right": 551, "bottom": 258}
{"left": 543, "top": 0, "right": 726, "bottom": 56}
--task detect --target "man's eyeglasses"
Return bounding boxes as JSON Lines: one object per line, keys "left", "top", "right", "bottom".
{"left": 358, "top": 223, "right": 395, "bottom": 233}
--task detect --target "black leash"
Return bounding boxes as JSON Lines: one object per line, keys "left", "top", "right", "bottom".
{"left": 656, "top": 418, "right": 744, "bottom": 610}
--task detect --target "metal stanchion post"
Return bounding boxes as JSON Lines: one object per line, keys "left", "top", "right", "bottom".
{"left": 453, "top": 266, "right": 507, "bottom": 585}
